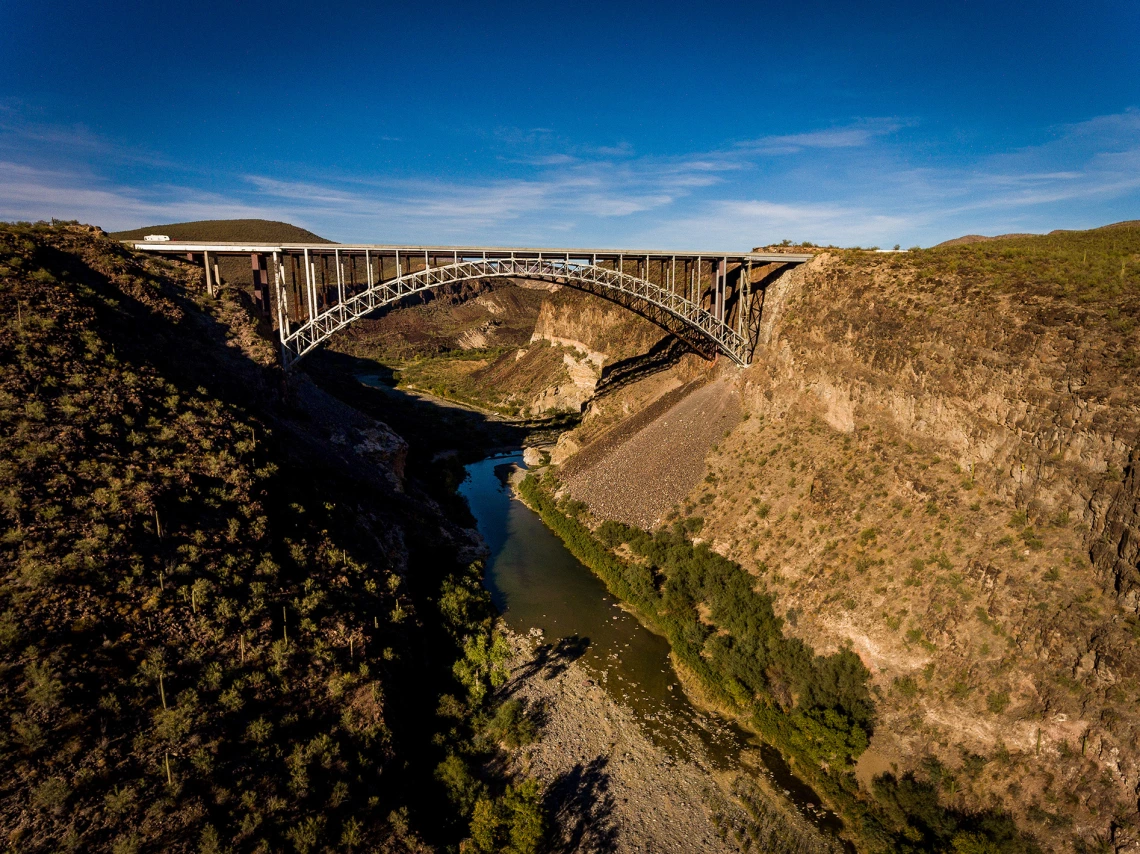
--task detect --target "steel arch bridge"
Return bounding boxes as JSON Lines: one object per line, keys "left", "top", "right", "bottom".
{"left": 125, "top": 241, "right": 812, "bottom": 368}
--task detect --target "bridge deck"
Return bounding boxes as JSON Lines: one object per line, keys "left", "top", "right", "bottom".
{"left": 124, "top": 240, "right": 814, "bottom": 264}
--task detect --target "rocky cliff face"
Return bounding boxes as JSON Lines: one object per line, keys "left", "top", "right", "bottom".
{"left": 522, "top": 295, "right": 669, "bottom": 413}
{"left": 551, "top": 228, "right": 1140, "bottom": 852}
{"left": 748, "top": 249, "right": 1140, "bottom": 614}
{"left": 530, "top": 295, "right": 666, "bottom": 363}
{"left": 732, "top": 250, "right": 1139, "bottom": 849}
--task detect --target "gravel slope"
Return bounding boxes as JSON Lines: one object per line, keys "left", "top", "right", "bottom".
{"left": 563, "top": 377, "right": 741, "bottom": 528}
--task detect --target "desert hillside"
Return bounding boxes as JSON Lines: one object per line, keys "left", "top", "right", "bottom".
{"left": 0, "top": 223, "right": 544, "bottom": 852}
{"left": 539, "top": 223, "right": 1140, "bottom": 852}
{"left": 80, "top": 215, "right": 1140, "bottom": 851}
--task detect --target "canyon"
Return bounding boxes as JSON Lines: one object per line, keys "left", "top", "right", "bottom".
{"left": 3, "top": 218, "right": 1137, "bottom": 853}
{"left": 324, "top": 222, "right": 1140, "bottom": 852}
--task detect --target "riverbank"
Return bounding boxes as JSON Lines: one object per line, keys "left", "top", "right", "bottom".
{"left": 512, "top": 470, "right": 1048, "bottom": 854}
{"left": 499, "top": 630, "right": 734, "bottom": 853}
{"left": 510, "top": 471, "right": 868, "bottom": 845}
{"left": 457, "top": 453, "right": 844, "bottom": 853}
{"left": 500, "top": 468, "right": 858, "bottom": 850}
{"left": 498, "top": 630, "right": 841, "bottom": 854}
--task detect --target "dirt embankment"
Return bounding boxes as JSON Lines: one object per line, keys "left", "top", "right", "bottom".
{"left": 547, "top": 229, "right": 1140, "bottom": 852}
{"left": 560, "top": 375, "right": 742, "bottom": 528}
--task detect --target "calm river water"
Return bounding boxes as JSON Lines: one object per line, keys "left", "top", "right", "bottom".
{"left": 458, "top": 452, "right": 844, "bottom": 836}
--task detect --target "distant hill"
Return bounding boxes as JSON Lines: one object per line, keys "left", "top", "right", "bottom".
{"left": 936, "top": 220, "right": 1140, "bottom": 248}
{"left": 1052, "top": 219, "right": 1140, "bottom": 234}
{"left": 934, "top": 232, "right": 1038, "bottom": 247}
{"left": 111, "top": 218, "right": 331, "bottom": 243}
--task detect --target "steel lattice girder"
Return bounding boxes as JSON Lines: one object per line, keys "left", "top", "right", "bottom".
{"left": 278, "top": 258, "right": 750, "bottom": 369}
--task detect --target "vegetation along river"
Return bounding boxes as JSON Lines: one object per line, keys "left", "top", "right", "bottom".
{"left": 458, "top": 452, "right": 845, "bottom": 838}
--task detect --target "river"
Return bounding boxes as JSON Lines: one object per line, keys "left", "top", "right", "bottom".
{"left": 459, "top": 451, "right": 845, "bottom": 837}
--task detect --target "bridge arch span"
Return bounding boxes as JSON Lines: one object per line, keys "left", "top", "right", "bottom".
{"left": 281, "top": 256, "right": 747, "bottom": 368}
{"left": 123, "top": 240, "right": 813, "bottom": 369}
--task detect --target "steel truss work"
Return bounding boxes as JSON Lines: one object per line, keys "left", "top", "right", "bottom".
{"left": 125, "top": 241, "right": 812, "bottom": 368}
{"left": 284, "top": 255, "right": 755, "bottom": 368}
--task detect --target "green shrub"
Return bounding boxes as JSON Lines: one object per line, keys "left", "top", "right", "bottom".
{"left": 468, "top": 779, "right": 544, "bottom": 854}
{"left": 485, "top": 698, "right": 540, "bottom": 748}
{"left": 987, "top": 691, "right": 1011, "bottom": 714}
{"left": 453, "top": 631, "right": 511, "bottom": 707}
{"left": 32, "top": 777, "right": 70, "bottom": 812}
{"left": 894, "top": 676, "right": 919, "bottom": 698}
{"left": 435, "top": 753, "right": 484, "bottom": 817}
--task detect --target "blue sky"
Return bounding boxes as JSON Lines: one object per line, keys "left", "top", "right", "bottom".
{"left": 1, "top": 0, "right": 1137, "bottom": 249}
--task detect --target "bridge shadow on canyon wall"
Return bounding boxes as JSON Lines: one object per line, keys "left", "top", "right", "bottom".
{"left": 593, "top": 335, "right": 690, "bottom": 398}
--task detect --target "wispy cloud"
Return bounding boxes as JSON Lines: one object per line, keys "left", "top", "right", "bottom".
{"left": 737, "top": 119, "right": 906, "bottom": 154}
{"left": 1, "top": 108, "right": 1138, "bottom": 247}
{"left": 0, "top": 160, "right": 283, "bottom": 228}
{"left": 513, "top": 153, "right": 579, "bottom": 167}
{"left": 627, "top": 199, "right": 915, "bottom": 250}
{"left": 242, "top": 146, "right": 745, "bottom": 234}
{"left": 0, "top": 107, "right": 180, "bottom": 171}
{"left": 868, "top": 110, "right": 1140, "bottom": 228}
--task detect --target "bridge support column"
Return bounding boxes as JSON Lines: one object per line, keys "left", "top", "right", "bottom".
{"left": 272, "top": 251, "right": 289, "bottom": 337}
{"left": 334, "top": 248, "right": 345, "bottom": 306}
{"left": 738, "top": 261, "right": 753, "bottom": 342}
{"left": 251, "top": 253, "right": 270, "bottom": 317}
{"left": 713, "top": 259, "right": 723, "bottom": 322}
{"left": 303, "top": 248, "right": 314, "bottom": 323}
